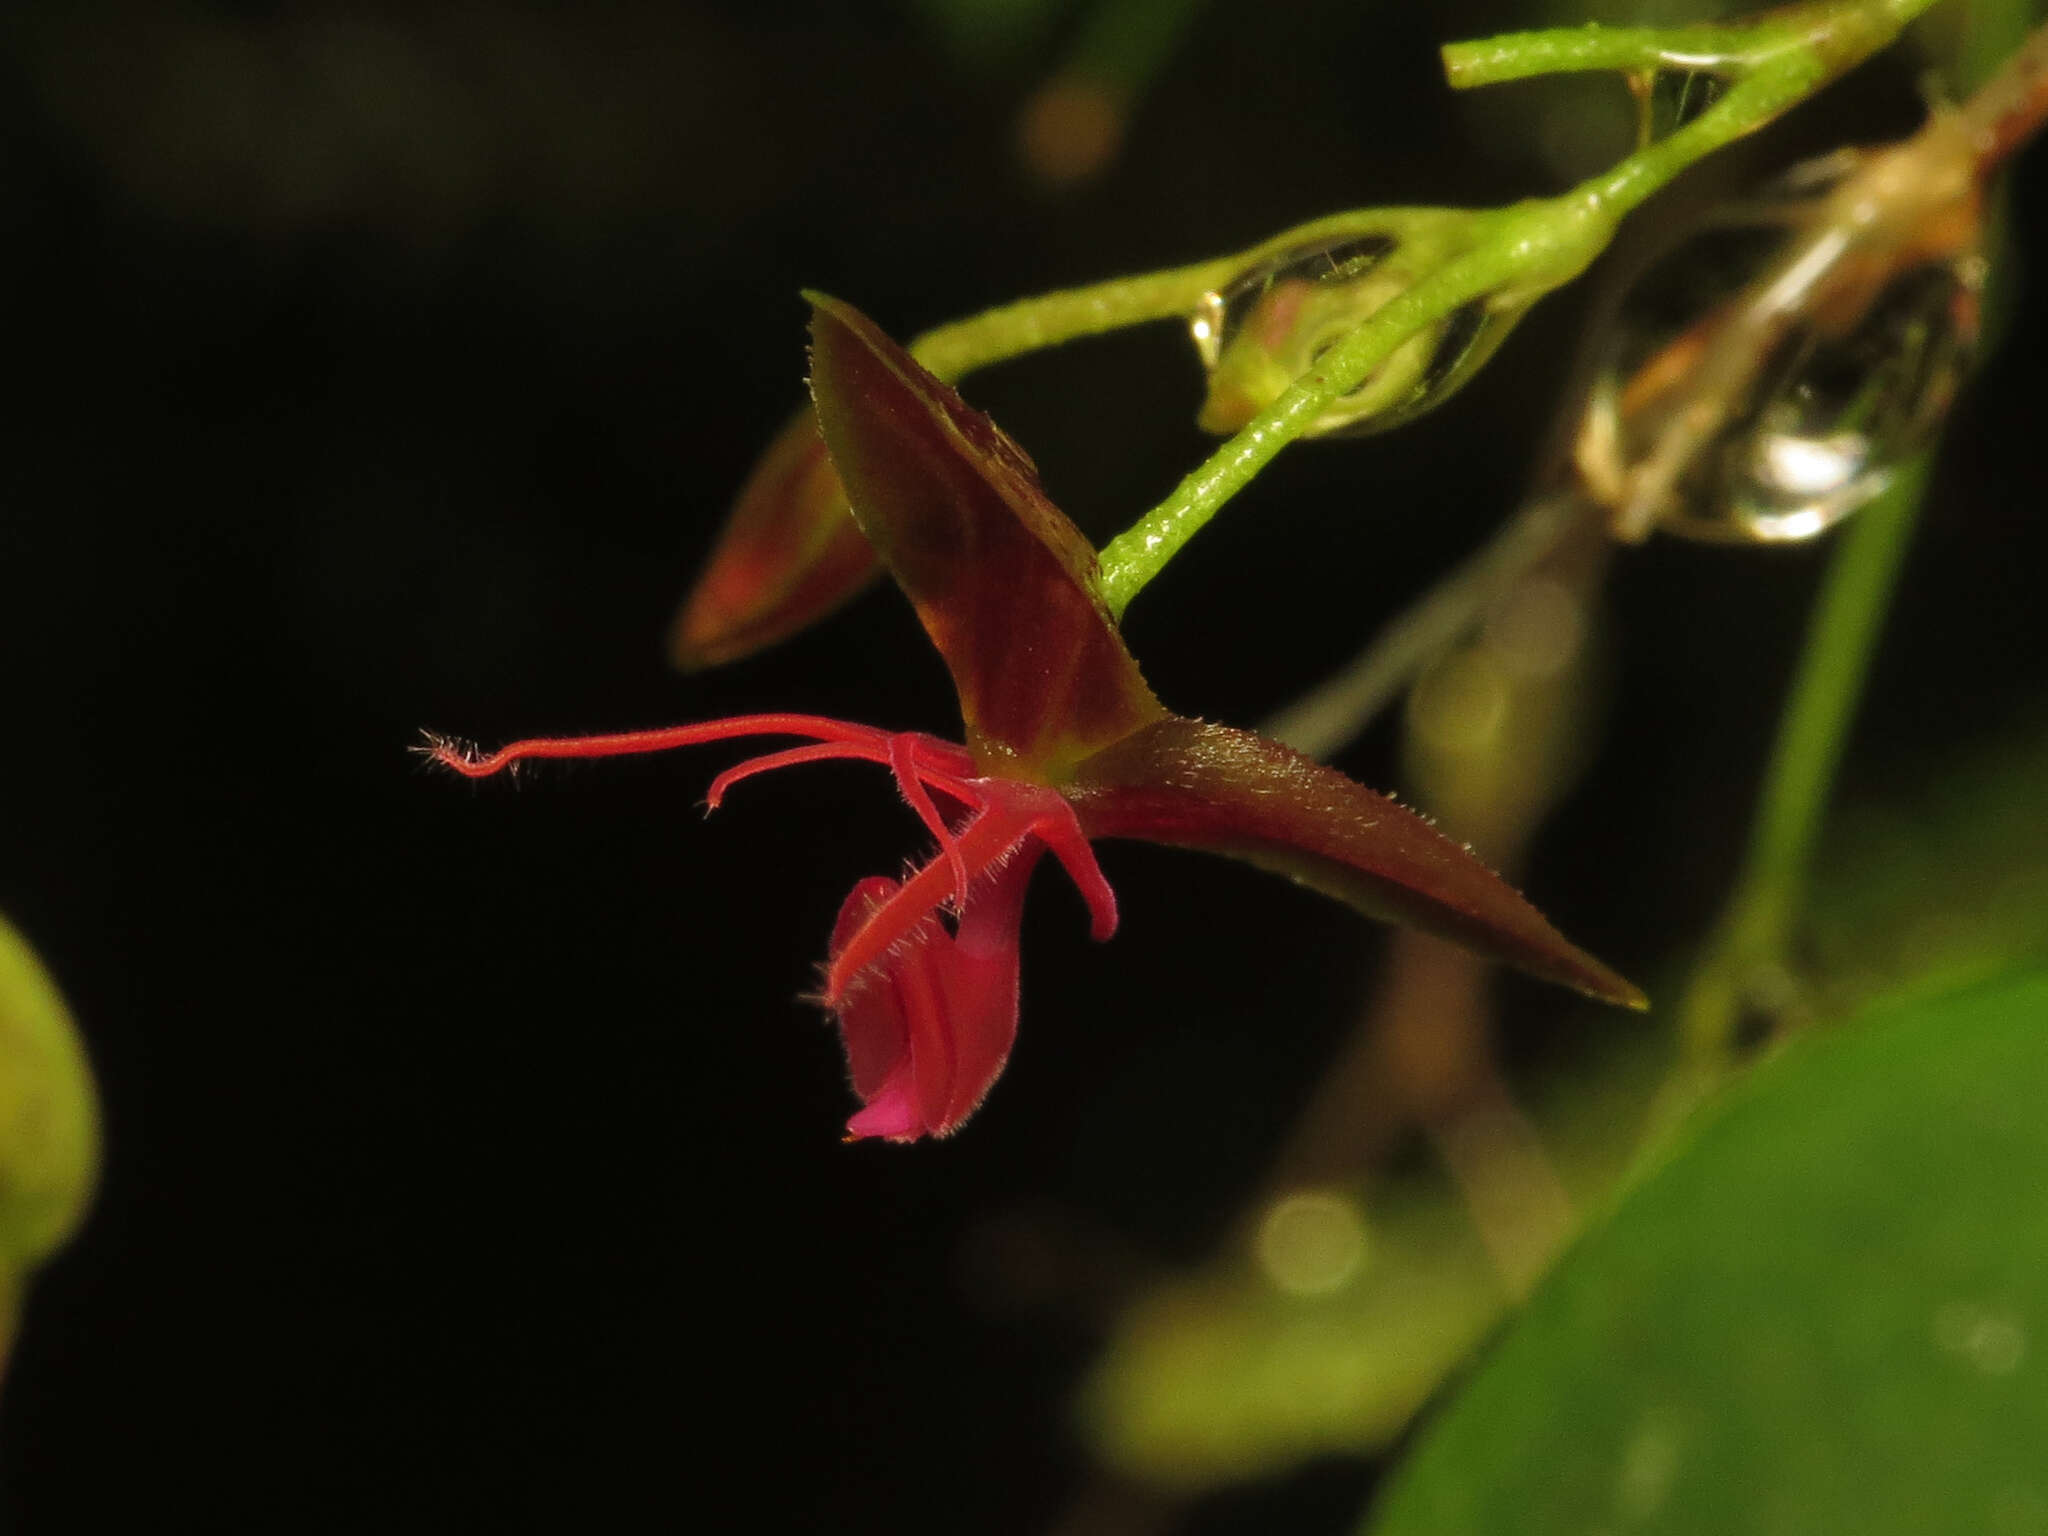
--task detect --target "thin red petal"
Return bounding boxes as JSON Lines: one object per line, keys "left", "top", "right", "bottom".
{"left": 1024, "top": 794, "right": 1120, "bottom": 943}
{"left": 806, "top": 295, "right": 1168, "bottom": 779}
{"left": 890, "top": 733, "right": 969, "bottom": 910}
{"left": 705, "top": 742, "right": 874, "bottom": 808}
{"left": 422, "top": 713, "right": 899, "bottom": 779}
{"left": 1063, "top": 718, "right": 1647, "bottom": 1009}
{"left": 669, "top": 409, "right": 880, "bottom": 670}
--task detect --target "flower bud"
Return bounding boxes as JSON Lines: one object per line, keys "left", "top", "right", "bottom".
{"left": 1191, "top": 215, "right": 1521, "bottom": 437}
{"left": 668, "top": 409, "right": 880, "bottom": 670}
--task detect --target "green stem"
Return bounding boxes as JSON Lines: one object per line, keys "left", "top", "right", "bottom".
{"left": 909, "top": 209, "right": 1416, "bottom": 380}
{"left": 910, "top": 259, "right": 1236, "bottom": 381}
{"left": 1582, "top": 54, "right": 1824, "bottom": 214}
{"left": 1443, "top": 0, "right": 1932, "bottom": 87}
{"left": 1652, "top": 7, "right": 2043, "bottom": 1131}
{"left": 1742, "top": 459, "right": 1929, "bottom": 927}
{"left": 1096, "top": 246, "right": 1508, "bottom": 617}
{"left": 1442, "top": 25, "right": 1769, "bottom": 88}
{"left": 1093, "top": 0, "right": 1944, "bottom": 617}
{"left": 1668, "top": 455, "right": 1930, "bottom": 1099}
{"left": 1259, "top": 492, "right": 1589, "bottom": 759}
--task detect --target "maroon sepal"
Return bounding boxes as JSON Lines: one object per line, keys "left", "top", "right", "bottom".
{"left": 669, "top": 408, "right": 881, "bottom": 670}
{"left": 1064, "top": 717, "right": 1648, "bottom": 1009}
{"left": 806, "top": 293, "right": 1168, "bottom": 779}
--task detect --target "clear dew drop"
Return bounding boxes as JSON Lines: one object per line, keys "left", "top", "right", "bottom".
{"left": 1188, "top": 235, "right": 1508, "bottom": 437}
{"left": 1627, "top": 67, "right": 1728, "bottom": 146}
{"left": 1575, "top": 185, "right": 1983, "bottom": 544}
{"left": 1188, "top": 288, "right": 1226, "bottom": 371}
{"left": 1684, "top": 264, "right": 1972, "bottom": 542}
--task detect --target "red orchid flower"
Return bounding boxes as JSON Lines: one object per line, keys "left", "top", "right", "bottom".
{"left": 431, "top": 296, "right": 1644, "bottom": 1143}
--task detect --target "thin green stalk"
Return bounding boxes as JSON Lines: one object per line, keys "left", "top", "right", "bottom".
{"left": 1259, "top": 492, "right": 1589, "bottom": 759}
{"left": 1662, "top": 455, "right": 1930, "bottom": 1116}
{"left": 1443, "top": 0, "right": 1932, "bottom": 87}
{"left": 1096, "top": 222, "right": 1550, "bottom": 617}
{"left": 1739, "top": 460, "right": 1930, "bottom": 941}
{"left": 1443, "top": 26, "right": 1770, "bottom": 87}
{"left": 1582, "top": 53, "right": 1824, "bottom": 214}
{"left": 910, "top": 209, "right": 1419, "bottom": 380}
{"left": 909, "top": 258, "right": 1238, "bottom": 381}
{"left": 1658, "top": 4, "right": 2044, "bottom": 1126}
{"left": 1094, "top": 0, "right": 1944, "bottom": 616}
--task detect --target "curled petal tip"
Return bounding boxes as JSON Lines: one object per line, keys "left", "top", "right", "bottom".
{"left": 417, "top": 731, "right": 499, "bottom": 778}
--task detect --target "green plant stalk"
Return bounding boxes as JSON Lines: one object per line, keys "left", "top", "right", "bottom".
{"left": 1443, "top": 25, "right": 1781, "bottom": 87}
{"left": 1665, "top": 2, "right": 2042, "bottom": 1109}
{"left": 907, "top": 209, "right": 1465, "bottom": 380}
{"left": 1671, "top": 455, "right": 1930, "bottom": 1091}
{"left": 1442, "top": 0, "right": 1934, "bottom": 87}
{"left": 1259, "top": 492, "right": 1588, "bottom": 759}
{"left": 910, "top": 258, "right": 1236, "bottom": 381}
{"left": 1094, "top": 0, "right": 1944, "bottom": 616}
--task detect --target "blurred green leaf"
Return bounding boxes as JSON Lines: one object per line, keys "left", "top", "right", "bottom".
{"left": 1369, "top": 968, "right": 2048, "bottom": 1535}
{"left": 1078, "top": 1029, "right": 1668, "bottom": 1489}
{"left": 1081, "top": 1180, "right": 1508, "bottom": 1489}
{"left": 1807, "top": 719, "right": 2048, "bottom": 1020}
{"left": 0, "top": 914, "right": 99, "bottom": 1293}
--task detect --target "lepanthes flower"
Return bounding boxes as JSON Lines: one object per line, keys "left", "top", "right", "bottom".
{"left": 430, "top": 712, "right": 1119, "bottom": 1143}
{"left": 431, "top": 296, "right": 1644, "bottom": 1142}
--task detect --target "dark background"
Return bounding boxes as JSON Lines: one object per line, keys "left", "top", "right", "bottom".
{"left": 2, "top": 2, "right": 2043, "bottom": 1530}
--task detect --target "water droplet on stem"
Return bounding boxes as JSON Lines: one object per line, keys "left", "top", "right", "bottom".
{"left": 1189, "top": 234, "right": 1511, "bottom": 437}
{"left": 1627, "top": 67, "right": 1727, "bottom": 146}
{"left": 1574, "top": 139, "right": 1985, "bottom": 544}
